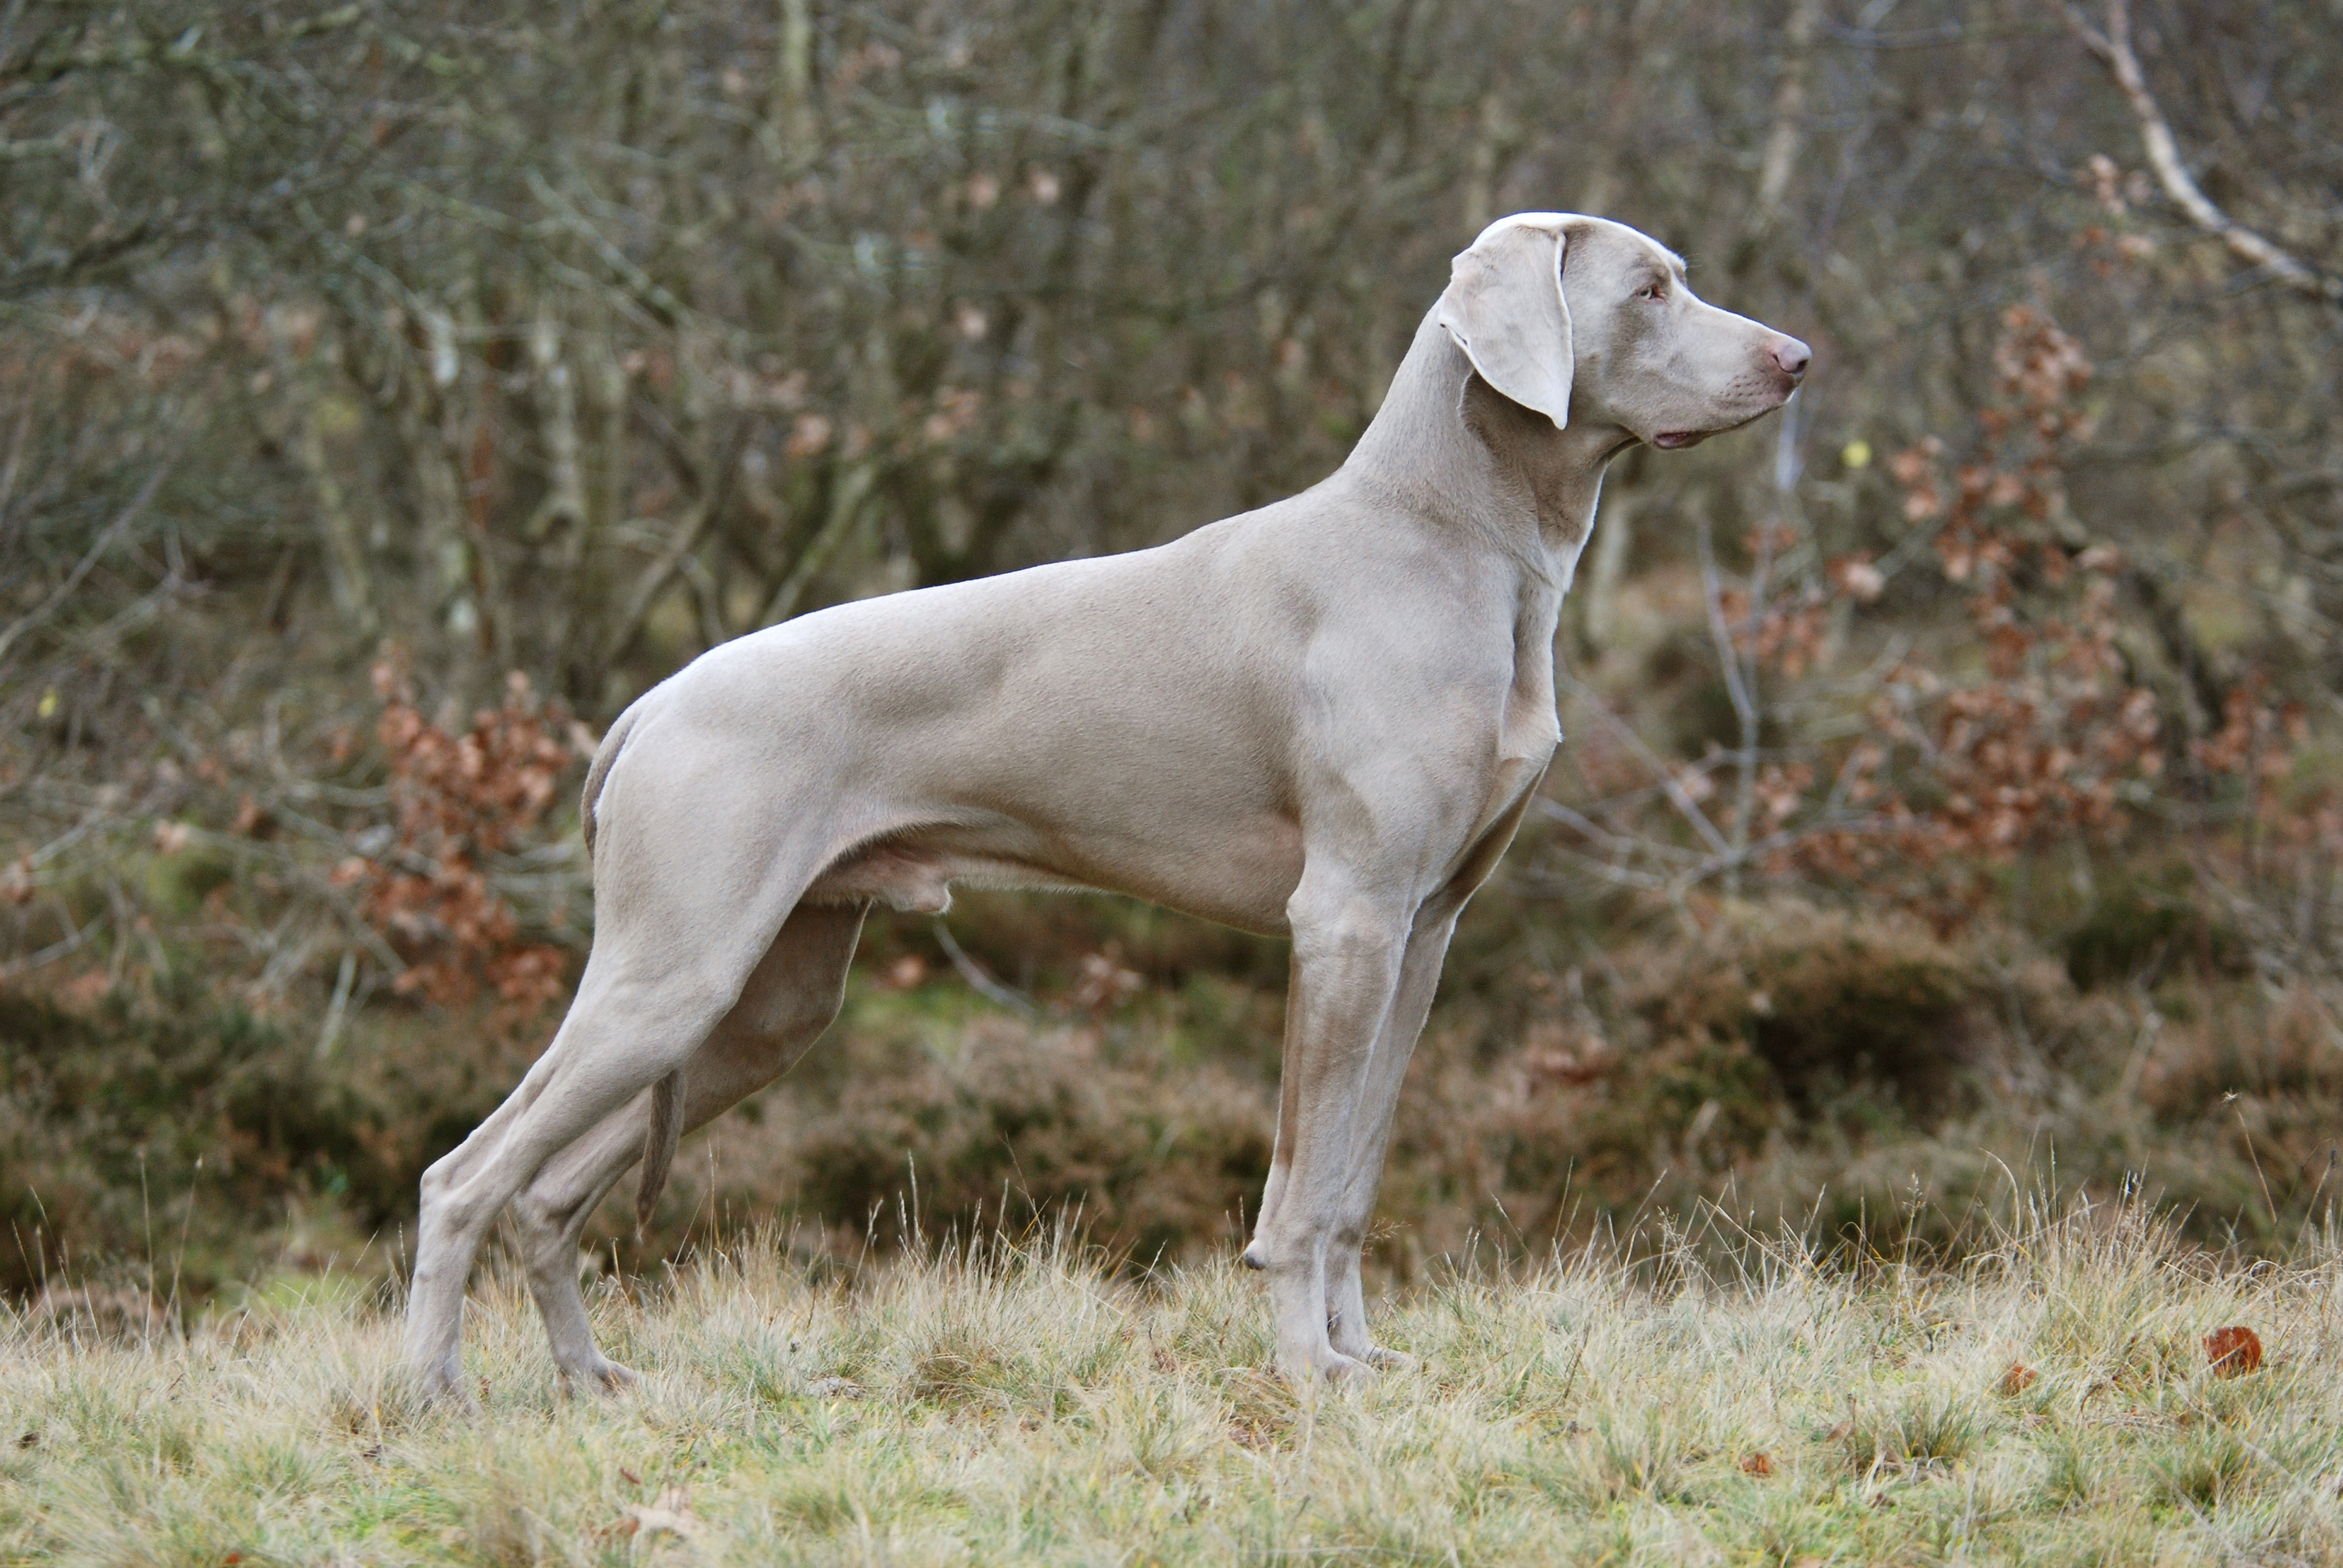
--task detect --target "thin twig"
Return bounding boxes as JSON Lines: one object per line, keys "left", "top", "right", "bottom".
{"left": 1559, "top": 674, "right": 1735, "bottom": 860}
{"left": 1698, "top": 517, "right": 1763, "bottom": 896}
{"left": 932, "top": 918, "right": 1038, "bottom": 1018}
{"left": 0, "top": 455, "right": 175, "bottom": 667}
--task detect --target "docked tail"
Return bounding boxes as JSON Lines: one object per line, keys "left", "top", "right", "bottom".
{"left": 578, "top": 702, "right": 643, "bottom": 859}
{"left": 637, "top": 1068, "right": 684, "bottom": 1232}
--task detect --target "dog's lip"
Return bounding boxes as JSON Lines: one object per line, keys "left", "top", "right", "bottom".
{"left": 1650, "top": 407, "right": 1778, "bottom": 449}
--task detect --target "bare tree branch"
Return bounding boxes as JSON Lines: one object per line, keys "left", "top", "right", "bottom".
{"left": 2066, "top": 0, "right": 2341, "bottom": 304}
{"left": 1746, "top": 0, "right": 1825, "bottom": 238}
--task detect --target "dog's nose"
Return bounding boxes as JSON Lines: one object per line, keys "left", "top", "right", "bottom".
{"left": 1769, "top": 337, "right": 1812, "bottom": 380}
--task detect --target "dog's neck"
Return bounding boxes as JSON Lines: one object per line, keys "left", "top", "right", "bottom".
{"left": 1343, "top": 310, "right": 1624, "bottom": 588}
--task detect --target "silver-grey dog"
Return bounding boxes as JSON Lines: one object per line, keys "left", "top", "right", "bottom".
{"left": 405, "top": 212, "right": 1809, "bottom": 1394}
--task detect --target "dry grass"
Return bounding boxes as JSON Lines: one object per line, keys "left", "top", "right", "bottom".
{"left": 7, "top": 1200, "right": 2343, "bottom": 1566}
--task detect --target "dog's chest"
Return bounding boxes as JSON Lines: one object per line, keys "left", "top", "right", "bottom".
{"left": 1473, "top": 580, "right": 1564, "bottom": 824}
{"left": 1499, "top": 578, "right": 1564, "bottom": 762}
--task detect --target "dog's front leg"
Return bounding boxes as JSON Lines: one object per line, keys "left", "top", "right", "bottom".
{"left": 1321, "top": 790, "right": 1539, "bottom": 1365}
{"left": 1244, "top": 875, "right": 1411, "bottom": 1384}
{"left": 1320, "top": 901, "right": 1464, "bottom": 1368}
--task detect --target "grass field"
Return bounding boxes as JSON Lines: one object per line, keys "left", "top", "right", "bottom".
{"left": 5, "top": 1198, "right": 2341, "bottom": 1567}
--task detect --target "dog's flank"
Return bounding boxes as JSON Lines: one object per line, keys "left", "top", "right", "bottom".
{"left": 403, "top": 212, "right": 1808, "bottom": 1399}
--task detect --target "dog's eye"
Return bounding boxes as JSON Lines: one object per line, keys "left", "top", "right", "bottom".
{"left": 1637, "top": 282, "right": 1666, "bottom": 302}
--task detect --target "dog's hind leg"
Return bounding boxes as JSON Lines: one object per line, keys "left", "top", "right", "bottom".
{"left": 511, "top": 901, "right": 867, "bottom": 1390}
{"left": 404, "top": 962, "right": 739, "bottom": 1401}
{"left": 403, "top": 796, "right": 829, "bottom": 1403}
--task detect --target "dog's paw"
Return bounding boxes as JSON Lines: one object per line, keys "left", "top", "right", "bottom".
{"left": 405, "top": 1362, "right": 483, "bottom": 1418}
{"left": 563, "top": 1357, "right": 640, "bottom": 1396}
{"left": 1360, "top": 1345, "right": 1419, "bottom": 1373}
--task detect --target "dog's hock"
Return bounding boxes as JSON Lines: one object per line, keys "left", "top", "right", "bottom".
{"left": 1437, "top": 215, "right": 1575, "bottom": 430}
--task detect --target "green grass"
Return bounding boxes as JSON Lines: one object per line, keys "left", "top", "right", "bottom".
{"left": 5, "top": 1200, "right": 2342, "bottom": 1566}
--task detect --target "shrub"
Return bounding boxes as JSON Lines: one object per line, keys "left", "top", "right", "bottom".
{"left": 0, "top": 976, "right": 534, "bottom": 1299}
{"left": 775, "top": 1021, "right": 1271, "bottom": 1266}
{"left": 2062, "top": 871, "right": 2243, "bottom": 990}
{"left": 1634, "top": 899, "right": 1988, "bottom": 1106}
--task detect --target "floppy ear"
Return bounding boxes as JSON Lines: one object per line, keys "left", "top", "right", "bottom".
{"left": 1437, "top": 220, "right": 1573, "bottom": 430}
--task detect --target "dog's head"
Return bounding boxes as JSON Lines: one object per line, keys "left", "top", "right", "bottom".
{"left": 1438, "top": 213, "right": 1809, "bottom": 449}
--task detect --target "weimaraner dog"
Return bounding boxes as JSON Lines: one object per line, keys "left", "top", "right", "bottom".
{"left": 405, "top": 212, "right": 1809, "bottom": 1394}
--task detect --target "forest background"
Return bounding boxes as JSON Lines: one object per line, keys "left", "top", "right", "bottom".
{"left": 3, "top": 0, "right": 2341, "bottom": 1319}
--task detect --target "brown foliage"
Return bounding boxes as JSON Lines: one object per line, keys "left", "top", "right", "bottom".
{"left": 1797, "top": 310, "right": 2161, "bottom": 882}
{"left": 1669, "top": 305, "right": 2324, "bottom": 923}
{"left": 334, "top": 663, "right": 582, "bottom": 1014}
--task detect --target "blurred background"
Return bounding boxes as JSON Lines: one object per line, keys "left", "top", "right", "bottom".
{"left": 4, "top": 0, "right": 2340, "bottom": 1321}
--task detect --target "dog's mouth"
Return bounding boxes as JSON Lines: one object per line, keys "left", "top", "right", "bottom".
{"left": 1649, "top": 407, "right": 1777, "bottom": 451}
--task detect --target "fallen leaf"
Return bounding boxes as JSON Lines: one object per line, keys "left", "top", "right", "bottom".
{"left": 1738, "top": 1451, "right": 1774, "bottom": 1477}
{"left": 1998, "top": 1362, "right": 2037, "bottom": 1396}
{"left": 2205, "top": 1325, "right": 2263, "bottom": 1377}
{"left": 619, "top": 1466, "right": 642, "bottom": 1487}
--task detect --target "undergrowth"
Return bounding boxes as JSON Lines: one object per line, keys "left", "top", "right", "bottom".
{"left": 8, "top": 882, "right": 2341, "bottom": 1311}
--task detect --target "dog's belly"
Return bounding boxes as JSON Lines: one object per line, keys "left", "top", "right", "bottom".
{"left": 804, "top": 811, "right": 1305, "bottom": 936}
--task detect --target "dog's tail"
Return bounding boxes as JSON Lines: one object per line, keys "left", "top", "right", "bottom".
{"left": 637, "top": 1068, "right": 684, "bottom": 1233}
{"left": 575, "top": 705, "right": 683, "bottom": 1230}
{"left": 578, "top": 702, "right": 643, "bottom": 860}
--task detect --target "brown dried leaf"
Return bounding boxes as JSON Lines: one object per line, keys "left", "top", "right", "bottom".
{"left": 2205, "top": 1325, "right": 2263, "bottom": 1377}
